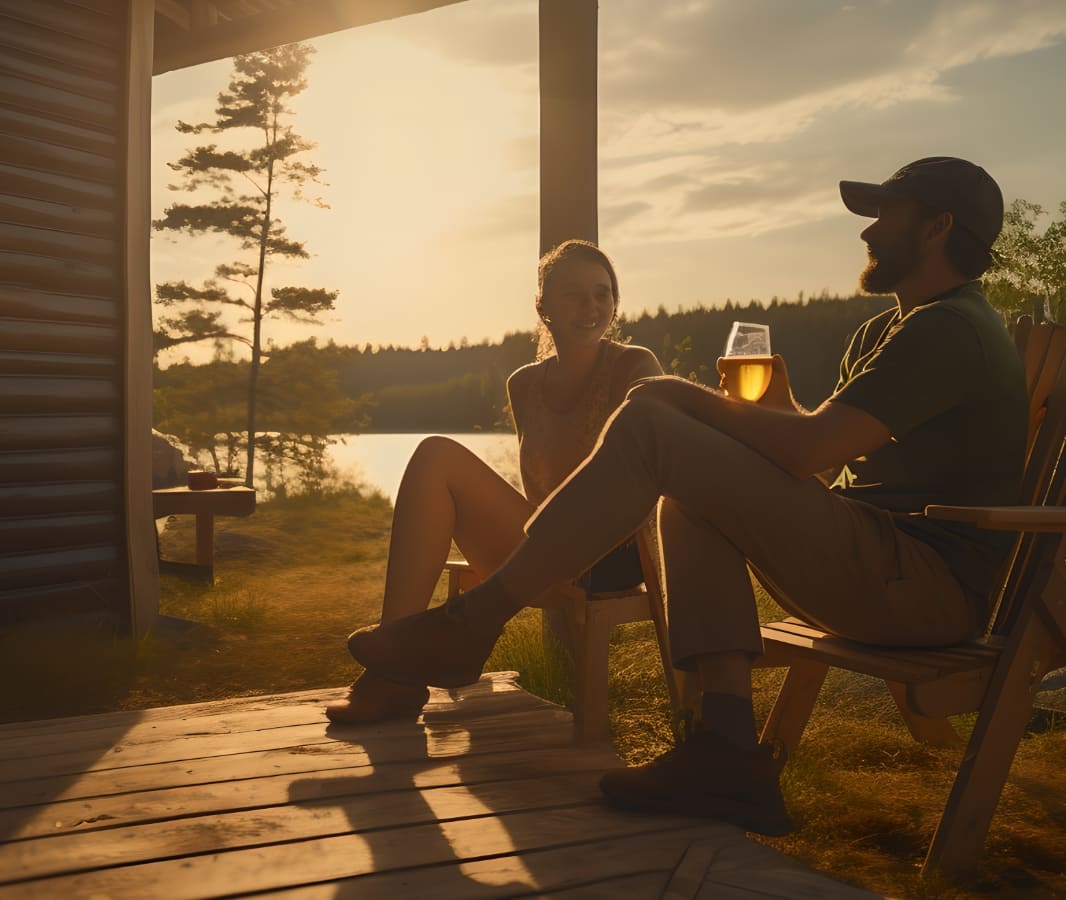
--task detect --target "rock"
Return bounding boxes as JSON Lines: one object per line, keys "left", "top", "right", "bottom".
{"left": 152, "top": 430, "right": 194, "bottom": 489}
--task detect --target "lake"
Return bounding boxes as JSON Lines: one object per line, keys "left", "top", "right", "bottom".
{"left": 327, "top": 433, "right": 520, "bottom": 502}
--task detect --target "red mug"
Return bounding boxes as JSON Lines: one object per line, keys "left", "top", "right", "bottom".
{"left": 187, "top": 471, "right": 218, "bottom": 490}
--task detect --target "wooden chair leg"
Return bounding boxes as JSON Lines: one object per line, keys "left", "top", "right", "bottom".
{"left": 886, "top": 680, "right": 961, "bottom": 748}
{"left": 760, "top": 659, "right": 830, "bottom": 755}
{"left": 924, "top": 616, "right": 1058, "bottom": 878}
{"left": 573, "top": 599, "right": 612, "bottom": 743}
{"left": 635, "top": 526, "right": 702, "bottom": 741}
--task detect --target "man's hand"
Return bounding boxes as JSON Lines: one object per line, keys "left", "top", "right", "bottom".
{"left": 717, "top": 353, "right": 799, "bottom": 412}
{"left": 763, "top": 355, "right": 796, "bottom": 410}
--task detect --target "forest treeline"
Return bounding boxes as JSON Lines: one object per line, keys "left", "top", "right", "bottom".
{"left": 154, "top": 292, "right": 895, "bottom": 438}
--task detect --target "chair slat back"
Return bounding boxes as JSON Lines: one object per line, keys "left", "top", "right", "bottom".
{"left": 1016, "top": 318, "right": 1066, "bottom": 471}
{"left": 990, "top": 319, "right": 1066, "bottom": 635}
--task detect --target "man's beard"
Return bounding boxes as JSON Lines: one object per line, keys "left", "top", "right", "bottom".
{"left": 859, "top": 236, "right": 921, "bottom": 294}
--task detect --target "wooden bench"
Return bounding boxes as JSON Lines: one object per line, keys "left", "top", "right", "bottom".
{"left": 756, "top": 317, "right": 1066, "bottom": 878}
{"left": 153, "top": 485, "right": 256, "bottom": 580}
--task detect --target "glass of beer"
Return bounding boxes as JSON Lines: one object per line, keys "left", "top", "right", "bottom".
{"left": 718, "top": 321, "right": 772, "bottom": 401}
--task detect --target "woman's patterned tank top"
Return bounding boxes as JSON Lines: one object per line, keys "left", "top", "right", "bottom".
{"left": 518, "top": 341, "right": 625, "bottom": 507}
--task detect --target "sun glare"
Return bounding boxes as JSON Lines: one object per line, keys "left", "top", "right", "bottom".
{"left": 151, "top": 14, "right": 539, "bottom": 359}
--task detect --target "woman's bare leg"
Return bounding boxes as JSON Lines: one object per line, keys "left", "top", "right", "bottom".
{"left": 328, "top": 437, "right": 531, "bottom": 724}
{"left": 380, "top": 436, "right": 532, "bottom": 623}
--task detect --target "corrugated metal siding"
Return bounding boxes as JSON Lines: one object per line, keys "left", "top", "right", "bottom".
{"left": 0, "top": 0, "right": 128, "bottom": 623}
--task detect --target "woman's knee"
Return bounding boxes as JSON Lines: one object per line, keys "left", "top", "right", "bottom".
{"left": 409, "top": 435, "right": 470, "bottom": 470}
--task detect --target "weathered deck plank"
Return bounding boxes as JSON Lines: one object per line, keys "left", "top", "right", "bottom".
{"left": 1, "top": 744, "right": 619, "bottom": 840}
{"left": 0, "top": 673, "right": 881, "bottom": 898}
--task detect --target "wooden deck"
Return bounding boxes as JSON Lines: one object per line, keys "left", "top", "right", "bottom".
{"left": 0, "top": 673, "right": 882, "bottom": 898}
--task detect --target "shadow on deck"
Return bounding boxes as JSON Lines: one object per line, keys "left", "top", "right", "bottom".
{"left": 0, "top": 673, "right": 883, "bottom": 898}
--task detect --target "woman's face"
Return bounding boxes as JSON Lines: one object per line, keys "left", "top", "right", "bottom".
{"left": 539, "top": 259, "right": 616, "bottom": 349}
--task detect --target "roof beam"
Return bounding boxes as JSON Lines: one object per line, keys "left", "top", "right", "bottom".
{"left": 153, "top": 0, "right": 468, "bottom": 74}
{"left": 155, "top": 0, "right": 191, "bottom": 31}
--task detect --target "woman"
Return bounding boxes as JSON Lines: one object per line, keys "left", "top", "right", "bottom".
{"left": 327, "top": 239, "right": 663, "bottom": 724}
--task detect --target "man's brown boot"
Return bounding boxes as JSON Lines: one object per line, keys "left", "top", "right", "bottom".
{"left": 599, "top": 730, "right": 793, "bottom": 836}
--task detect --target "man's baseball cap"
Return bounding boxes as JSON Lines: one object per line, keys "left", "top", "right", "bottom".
{"left": 839, "top": 156, "right": 1004, "bottom": 251}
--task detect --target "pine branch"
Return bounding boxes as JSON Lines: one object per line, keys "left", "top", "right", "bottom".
{"left": 267, "top": 286, "right": 338, "bottom": 322}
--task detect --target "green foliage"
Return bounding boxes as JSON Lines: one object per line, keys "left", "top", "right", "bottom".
{"left": 268, "top": 286, "right": 339, "bottom": 321}
{"left": 155, "top": 340, "right": 368, "bottom": 490}
{"left": 668, "top": 334, "right": 711, "bottom": 382}
{"left": 370, "top": 372, "right": 504, "bottom": 432}
{"left": 987, "top": 198, "right": 1066, "bottom": 322}
{"left": 154, "top": 357, "right": 247, "bottom": 470}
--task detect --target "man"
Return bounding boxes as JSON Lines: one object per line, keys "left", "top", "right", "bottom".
{"left": 349, "top": 157, "right": 1027, "bottom": 836}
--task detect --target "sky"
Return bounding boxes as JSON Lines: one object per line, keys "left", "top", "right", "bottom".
{"left": 150, "top": 0, "right": 1066, "bottom": 363}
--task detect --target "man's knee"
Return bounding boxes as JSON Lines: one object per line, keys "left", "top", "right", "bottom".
{"left": 593, "top": 391, "right": 663, "bottom": 467}
{"left": 606, "top": 387, "right": 665, "bottom": 439}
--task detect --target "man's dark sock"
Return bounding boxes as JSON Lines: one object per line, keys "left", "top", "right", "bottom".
{"left": 698, "top": 691, "right": 758, "bottom": 749}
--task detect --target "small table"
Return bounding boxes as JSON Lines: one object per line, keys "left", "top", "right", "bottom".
{"left": 153, "top": 485, "right": 257, "bottom": 580}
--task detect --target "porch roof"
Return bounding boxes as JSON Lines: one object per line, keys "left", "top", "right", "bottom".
{"left": 153, "top": 0, "right": 466, "bottom": 74}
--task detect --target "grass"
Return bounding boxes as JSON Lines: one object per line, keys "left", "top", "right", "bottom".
{"left": 1, "top": 488, "right": 1063, "bottom": 898}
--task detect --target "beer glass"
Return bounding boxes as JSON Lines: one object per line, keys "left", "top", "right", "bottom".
{"left": 718, "top": 321, "right": 772, "bottom": 401}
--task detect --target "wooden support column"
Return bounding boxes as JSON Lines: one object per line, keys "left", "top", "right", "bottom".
{"left": 538, "top": 0, "right": 598, "bottom": 255}
{"left": 538, "top": 0, "right": 600, "bottom": 684}
{"left": 124, "top": 0, "right": 160, "bottom": 635}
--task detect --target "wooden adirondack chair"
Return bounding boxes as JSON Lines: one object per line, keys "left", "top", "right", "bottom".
{"left": 445, "top": 524, "right": 682, "bottom": 742}
{"left": 756, "top": 317, "right": 1066, "bottom": 878}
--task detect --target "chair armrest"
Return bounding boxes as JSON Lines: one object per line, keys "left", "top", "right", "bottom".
{"left": 924, "top": 504, "right": 1066, "bottom": 532}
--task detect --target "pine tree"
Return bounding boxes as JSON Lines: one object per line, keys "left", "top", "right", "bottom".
{"left": 153, "top": 42, "right": 338, "bottom": 486}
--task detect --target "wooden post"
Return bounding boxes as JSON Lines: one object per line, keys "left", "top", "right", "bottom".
{"left": 123, "top": 0, "right": 160, "bottom": 635}
{"left": 538, "top": 0, "right": 598, "bottom": 254}
{"left": 194, "top": 513, "right": 215, "bottom": 569}
{"left": 537, "top": 0, "right": 599, "bottom": 682}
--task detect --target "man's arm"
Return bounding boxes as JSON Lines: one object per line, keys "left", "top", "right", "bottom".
{"left": 627, "top": 375, "right": 890, "bottom": 480}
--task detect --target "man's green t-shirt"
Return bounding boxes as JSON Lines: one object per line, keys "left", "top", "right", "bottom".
{"left": 830, "top": 281, "right": 1027, "bottom": 608}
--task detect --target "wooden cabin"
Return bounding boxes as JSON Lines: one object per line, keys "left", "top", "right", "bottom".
{"left": 0, "top": 0, "right": 597, "bottom": 635}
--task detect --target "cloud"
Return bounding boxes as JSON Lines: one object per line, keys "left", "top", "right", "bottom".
{"left": 602, "top": 200, "right": 653, "bottom": 229}
{"left": 392, "top": 0, "right": 1063, "bottom": 252}
{"left": 591, "top": 1, "right": 1066, "bottom": 245}
{"left": 386, "top": 0, "right": 538, "bottom": 69}
{"left": 600, "top": 0, "right": 1065, "bottom": 112}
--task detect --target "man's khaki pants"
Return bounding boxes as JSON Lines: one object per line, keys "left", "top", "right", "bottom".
{"left": 524, "top": 392, "right": 981, "bottom": 670}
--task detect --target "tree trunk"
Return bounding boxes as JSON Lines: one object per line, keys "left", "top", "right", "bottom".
{"left": 245, "top": 129, "right": 277, "bottom": 487}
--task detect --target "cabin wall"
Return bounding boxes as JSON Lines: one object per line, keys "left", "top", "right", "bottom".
{"left": 0, "top": 0, "right": 153, "bottom": 629}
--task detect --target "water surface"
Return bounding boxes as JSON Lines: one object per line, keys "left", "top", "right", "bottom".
{"left": 328, "top": 432, "right": 520, "bottom": 502}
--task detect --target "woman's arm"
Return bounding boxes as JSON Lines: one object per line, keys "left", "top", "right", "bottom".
{"left": 506, "top": 362, "right": 539, "bottom": 434}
